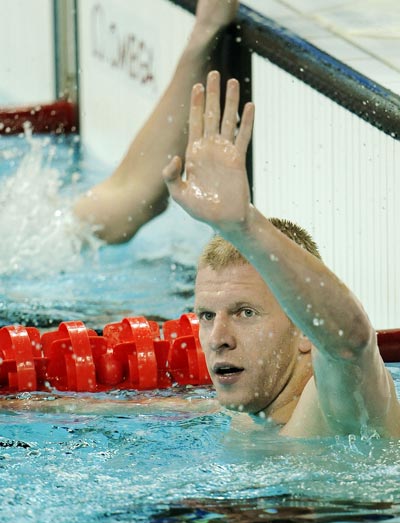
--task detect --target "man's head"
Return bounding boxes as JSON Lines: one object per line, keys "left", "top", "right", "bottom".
{"left": 198, "top": 219, "right": 321, "bottom": 270}
{"left": 194, "top": 218, "right": 319, "bottom": 418}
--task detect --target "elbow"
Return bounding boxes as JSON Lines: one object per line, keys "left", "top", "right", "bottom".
{"left": 97, "top": 195, "right": 169, "bottom": 244}
{"left": 339, "top": 317, "right": 376, "bottom": 359}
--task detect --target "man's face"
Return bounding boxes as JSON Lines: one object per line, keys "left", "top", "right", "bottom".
{"left": 194, "top": 263, "right": 301, "bottom": 415}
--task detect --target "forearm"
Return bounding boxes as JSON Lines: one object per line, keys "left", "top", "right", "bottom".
{"left": 116, "top": 18, "right": 227, "bottom": 179}
{"left": 217, "top": 206, "right": 374, "bottom": 356}
{"left": 75, "top": 10, "right": 232, "bottom": 243}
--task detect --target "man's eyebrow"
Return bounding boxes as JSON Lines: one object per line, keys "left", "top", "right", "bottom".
{"left": 195, "top": 302, "right": 256, "bottom": 315}
{"left": 194, "top": 306, "right": 211, "bottom": 314}
{"left": 233, "top": 301, "right": 254, "bottom": 307}
{"left": 229, "top": 301, "right": 255, "bottom": 311}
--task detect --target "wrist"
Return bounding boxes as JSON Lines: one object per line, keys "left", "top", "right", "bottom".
{"left": 213, "top": 203, "right": 257, "bottom": 237}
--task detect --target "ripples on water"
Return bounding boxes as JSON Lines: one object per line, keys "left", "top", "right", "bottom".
{"left": 0, "top": 370, "right": 399, "bottom": 522}
{"left": 0, "top": 133, "right": 212, "bottom": 328}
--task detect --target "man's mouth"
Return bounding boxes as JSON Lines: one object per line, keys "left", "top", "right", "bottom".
{"left": 213, "top": 364, "right": 244, "bottom": 384}
{"left": 213, "top": 364, "right": 244, "bottom": 375}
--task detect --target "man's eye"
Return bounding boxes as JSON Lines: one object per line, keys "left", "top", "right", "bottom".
{"left": 239, "top": 308, "right": 255, "bottom": 318}
{"left": 199, "top": 312, "right": 214, "bottom": 321}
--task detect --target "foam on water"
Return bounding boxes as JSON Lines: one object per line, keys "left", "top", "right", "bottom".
{"left": 0, "top": 131, "right": 212, "bottom": 277}
{"left": 0, "top": 132, "right": 102, "bottom": 277}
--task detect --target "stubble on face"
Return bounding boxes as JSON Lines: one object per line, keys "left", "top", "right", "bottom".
{"left": 195, "top": 263, "right": 303, "bottom": 417}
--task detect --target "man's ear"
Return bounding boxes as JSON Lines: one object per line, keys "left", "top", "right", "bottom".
{"left": 298, "top": 334, "right": 312, "bottom": 354}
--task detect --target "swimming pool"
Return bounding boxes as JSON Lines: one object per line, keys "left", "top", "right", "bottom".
{"left": 1, "top": 135, "right": 400, "bottom": 522}
{"left": 1, "top": 366, "right": 400, "bottom": 523}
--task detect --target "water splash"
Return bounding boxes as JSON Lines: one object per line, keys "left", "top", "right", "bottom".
{"left": 0, "top": 134, "right": 102, "bottom": 277}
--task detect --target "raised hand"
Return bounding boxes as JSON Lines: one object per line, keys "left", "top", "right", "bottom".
{"left": 162, "top": 71, "right": 254, "bottom": 230}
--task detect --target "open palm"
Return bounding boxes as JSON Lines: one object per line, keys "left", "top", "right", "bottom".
{"left": 163, "top": 71, "right": 254, "bottom": 229}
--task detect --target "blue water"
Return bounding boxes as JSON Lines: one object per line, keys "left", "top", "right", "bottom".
{"left": 0, "top": 133, "right": 212, "bottom": 329}
{"left": 1, "top": 368, "right": 400, "bottom": 522}
{"left": 1, "top": 134, "right": 400, "bottom": 522}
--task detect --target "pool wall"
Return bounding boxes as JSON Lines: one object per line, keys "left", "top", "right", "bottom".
{"left": 248, "top": 31, "right": 400, "bottom": 331}
{"left": 0, "top": 0, "right": 55, "bottom": 105}
{"left": 1, "top": 0, "right": 399, "bottom": 330}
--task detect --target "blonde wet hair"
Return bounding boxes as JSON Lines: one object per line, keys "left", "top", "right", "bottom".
{"left": 198, "top": 217, "right": 321, "bottom": 270}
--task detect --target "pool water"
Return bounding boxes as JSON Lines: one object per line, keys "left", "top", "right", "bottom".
{"left": 1, "top": 366, "right": 400, "bottom": 522}
{"left": 0, "top": 133, "right": 212, "bottom": 329}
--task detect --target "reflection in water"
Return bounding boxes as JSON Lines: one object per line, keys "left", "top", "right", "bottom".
{"left": 154, "top": 497, "right": 399, "bottom": 522}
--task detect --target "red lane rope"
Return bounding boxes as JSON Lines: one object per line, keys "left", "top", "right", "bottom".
{"left": 0, "top": 314, "right": 212, "bottom": 393}
{"left": 0, "top": 100, "right": 78, "bottom": 134}
{"left": 377, "top": 330, "right": 400, "bottom": 363}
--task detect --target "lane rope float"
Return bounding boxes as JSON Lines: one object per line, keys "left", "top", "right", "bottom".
{"left": 0, "top": 314, "right": 211, "bottom": 393}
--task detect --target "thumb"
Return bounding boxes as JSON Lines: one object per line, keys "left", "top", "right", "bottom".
{"left": 162, "top": 156, "right": 184, "bottom": 194}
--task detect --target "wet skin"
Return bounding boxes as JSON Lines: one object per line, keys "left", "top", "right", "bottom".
{"left": 194, "top": 263, "right": 312, "bottom": 419}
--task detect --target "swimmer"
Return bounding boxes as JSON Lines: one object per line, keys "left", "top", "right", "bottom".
{"left": 73, "top": 0, "right": 238, "bottom": 244}
{"left": 161, "top": 70, "right": 400, "bottom": 437}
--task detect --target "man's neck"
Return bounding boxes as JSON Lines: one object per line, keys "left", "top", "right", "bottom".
{"left": 262, "top": 353, "right": 313, "bottom": 425}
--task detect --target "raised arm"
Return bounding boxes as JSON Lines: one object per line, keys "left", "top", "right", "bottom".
{"left": 163, "top": 71, "right": 400, "bottom": 437}
{"left": 74, "top": 0, "right": 238, "bottom": 244}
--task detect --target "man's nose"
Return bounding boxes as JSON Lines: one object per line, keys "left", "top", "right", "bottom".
{"left": 208, "top": 315, "right": 236, "bottom": 352}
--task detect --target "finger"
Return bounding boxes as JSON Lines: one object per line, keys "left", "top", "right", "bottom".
{"left": 234, "top": 102, "right": 255, "bottom": 155}
{"left": 204, "top": 70, "right": 221, "bottom": 137}
{"left": 221, "top": 78, "right": 240, "bottom": 142}
{"left": 162, "top": 156, "right": 183, "bottom": 189}
{"left": 162, "top": 156, "right": 187, "bottom": 203}
{"left": 188, "top": 83, "right": 205, "bottom": 145}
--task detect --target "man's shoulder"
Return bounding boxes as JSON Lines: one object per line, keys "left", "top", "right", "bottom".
{"left": 279, "top": 377, "right": 332, "bottom": 438}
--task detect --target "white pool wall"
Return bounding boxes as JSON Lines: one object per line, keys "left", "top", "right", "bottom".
{"left": 252, "top": 55, "right": 400, "bottom": 330}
